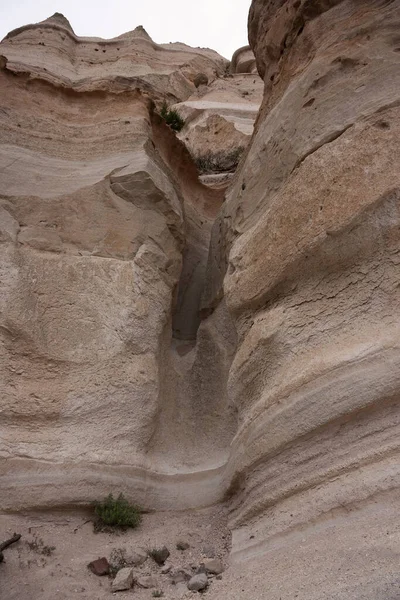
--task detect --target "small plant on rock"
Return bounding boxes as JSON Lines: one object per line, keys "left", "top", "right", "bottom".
{"left": 153, "top": 591, "right": 164, "bottom": 598}
{"left": 160, "top": 102, "right": 185, "bottom": 132}
{"left": 93, "top": 493, "right": 142, "bottom": 532}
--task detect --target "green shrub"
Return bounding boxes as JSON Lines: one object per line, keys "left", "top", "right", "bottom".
{"left": 153, "top": 591, "right": 164, "bottom": 598}
{"left": 93, "top": 493, "right": 142, "bottom": 531}
{"left": 160, "top": 102, "right": 185, "bottom": 132}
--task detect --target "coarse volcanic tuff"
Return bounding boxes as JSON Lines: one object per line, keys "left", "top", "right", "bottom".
{"left": 1, "top": 2, "right": 400, "bottom": 595}
{"left": 173, "top": 47, "right": 263, "bottom": 191}
{"left": 212, "top": 0, "right": 400, "bottom": 571}
{"left": 0, "top": 14, "right": 241, "bottom": 511}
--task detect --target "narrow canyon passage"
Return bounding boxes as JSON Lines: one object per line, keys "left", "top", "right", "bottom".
{"left": 1, "top": 4, "right": 400, "bottom": 598}
{"left": 144, "top": 112, "right": 239, "bottom": 477}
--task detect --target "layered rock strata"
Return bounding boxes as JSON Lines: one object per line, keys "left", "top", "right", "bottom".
{"left": 0, "top": 14, "right": 237, "bottom": 511}
{"left": 174, "top": 48, "right": 263, "bottom": 185}
{"left": 1, "top": 5, "right": 399, "bottom": 585}
{"left": 212, "top": 0, "right": 400, "bottom": 559}
{"left": 1, "top": 13, "right": 227, "bottom": 102}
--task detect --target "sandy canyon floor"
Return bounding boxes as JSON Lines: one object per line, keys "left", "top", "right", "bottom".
{"left": 1, "top": 492, "right": 400, "bottom": 600}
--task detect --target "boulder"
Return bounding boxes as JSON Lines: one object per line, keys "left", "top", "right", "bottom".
{"left": 176, "top": 541, "right": 190, "bottom": 551}
{"left": 170, "top": 567, "right": 192, "bottom": 584}
{"left": 150, "top": 546, "right": 170, "bottom": 565}
{"left": 175, "top": 582, "right": 189, "bottom": 597}
{"left": 194, "top": 73, "right": 208, "bottom": 88}
{"left": 130, "top": 549, "right": 148, "bottom": 566}
{"left": 161, "top": 564, "right": 172, "bottom": 574}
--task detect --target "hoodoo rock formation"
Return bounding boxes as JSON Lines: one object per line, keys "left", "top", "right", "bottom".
{"left": 1, "top": 1, "right": 400, "bottom": 596}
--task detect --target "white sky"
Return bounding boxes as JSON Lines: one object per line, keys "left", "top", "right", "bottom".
{"left": 0, "top": 0, "right": 251, "bottom": 59}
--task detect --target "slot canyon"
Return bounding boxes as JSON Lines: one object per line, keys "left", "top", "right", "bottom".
{"left": 1, "top": 2, "right": 400, "bottom": 598}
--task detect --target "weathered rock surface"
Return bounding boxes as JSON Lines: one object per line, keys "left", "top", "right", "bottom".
{"left": 2, "top": 5, "right": 399, "bottom": 598}
{"left": 208, "top": 0, "right": 400, "bottom": 569}
{"left": 187, "top": 573, "right": 208, "bottom": 591}
{"left": 111, "top": 567, "right": 134, "bottom": 592}
{"left": 0, "top": 14, "right": 237, "bottom": 512}
{"left": 175, "top": 50, "right": 263, "bottom": 181}
{"left": 1, "top": 13, "right": 227, "bottom": 103}
{"left": 230, "top": 46, "right": 257, "bottom": 75}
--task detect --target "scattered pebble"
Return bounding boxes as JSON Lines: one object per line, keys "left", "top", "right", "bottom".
{"left": 137, "top": 575, "right": 157, "bottom": 589}
{"left": 111, "top": 567, "right": 134, "bottom": 592}
{"left": 204, "top": 559, "right": 224, "bottom": 575}
{"left": 87, "top": 557, "right": 109, "bottom": 576}
{"left": 187, "top": 573, "right": 208, "bottom": 592}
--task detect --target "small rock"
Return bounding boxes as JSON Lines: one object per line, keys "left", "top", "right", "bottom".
{"left": 204, "top": 559, "right": 224, "bottom": 575}
{"left": 175, "top": 582, "right": 188, "bottom": 597}
{"left": 194, "top": 73, "right": 208, "bottom": 88}
{"left": 150, "top": 546, "right": 170, "bottom": 565}
{"left": 195, "top": 564, "right": 207, "bottom": 575}
{"left": 176, "top": 541, "right": 190, "bottom": 551}
{"left": 87, "top": 557, "right": 109, "bottom": 576}
{"left": 161, "top": 564, "right": 172, "bottom": 574}
{"left": 171, "top": 568, "right": 192, "bottom": 584}
{"left": 216, "top": 574, "right": 223, "bottom": 580}
{"left": 137, "top": 576, "right": 157, "bottom": 589}
{"left": 130, "top": 549, "right": 148, "bottom": 566}
{"left": 201, "top": 545, "right": 216, "bottom": 558}
{"left": 111, "top": 567, "right": 134, "bottom": 592}
{"left": 187, "top": 573, "right": 208, "bottom": 592}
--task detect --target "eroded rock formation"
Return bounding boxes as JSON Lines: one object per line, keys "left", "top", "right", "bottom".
{"left": 218, "top": 0, "right": 400, "bottom": 560}
{"left": 1, "top": 4, "right": 399, "bottom": 587}
{"left": 174, "top": 48, "right": 262, "bottom": 187}
{"left": 0, "top": 14, "right": 238, "bottom": 511}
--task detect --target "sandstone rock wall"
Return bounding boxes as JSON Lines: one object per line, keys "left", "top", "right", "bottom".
{"left": 1, "top": 5, "right": 399, "bottom": 580}
{"left": 214, "top": 0, "right": 400, "bottom": 559}
{"left": 230, "top": 45, "right": 257, "bottom": 74}
{"left": 174, "top": 51, "right": 263, "bottom": 184}
{"left": 0, "top": 14, "right": 237, "bottom": 511}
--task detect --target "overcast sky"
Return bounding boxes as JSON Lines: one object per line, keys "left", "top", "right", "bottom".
{"left": 0, "top": 0, "right": 251, "bottom": 59}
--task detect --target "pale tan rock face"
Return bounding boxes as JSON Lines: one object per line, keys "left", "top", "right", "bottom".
{"left": 2, "top": 9, "right": 398, "bottom": 593}
{"left": 0, "top": 15, "right": 237, "bottom": 511}
{"left": 174, "top": 53, "right": 263, "bottom": 181}
{"left": 210, "top": 0, "right": 400, "bottom": 560}
{"left": 1, "top": 13, "right": 227, "bottom": 102}
{"left": 230, "top": 46, "right": 257, "bottom": 74}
